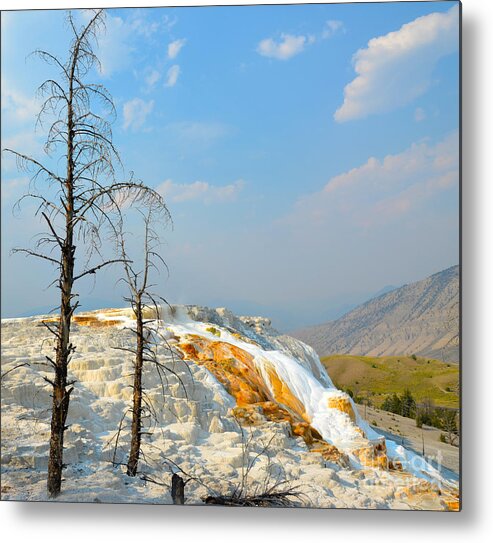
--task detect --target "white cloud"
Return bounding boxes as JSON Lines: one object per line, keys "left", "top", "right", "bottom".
{"left": 284, "top": 131, "right": 458, "bottom": 230}
{"left": 322, "top": 20, "right": 345, "bottom": 39}
{"left": 257, "top": 34, "right": 309, "bottom": 61}
{"left": 128, "top": 11, "right": 160, "bottom": 38}
{"left": 165, "top": 65, "right": 180, "bottom": 87}
{"left": 414, "top": 107, "right": 427, "bottom": 122}
{"left": 168, "top": 38, "right": 186, "bottom": 60}
{"left": 2, "top": 130, "right": 44, "bottom": 173}
{"left": 334, "top": 5, "right": 459, "bottom": 122}
{"left": 145, "top": 69, "right": 161, "bottom": 90}
{"left": 122, "top": 98, "right": 154, "bottom": 131}
{"left": 1, "top": 83, "right": 39, "bottom": 124}
{"left": 92, "top": 11, "right": 163, "bottom": 77}
{"left": 0, "top": 176, "right": 29, "bottom": 200}
{"left": 156, "top": 179, "right": 245, "bottom": 204}
{"left": 95, "top": 14, "right": 134, "bottom": 76}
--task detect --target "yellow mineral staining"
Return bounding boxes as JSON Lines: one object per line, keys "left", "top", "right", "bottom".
{"left": 73, "top": 316, "right": 120, "bottom": 327}
{"left": 41, "top": 315, "right": 118, "bottom": 328}
{"left": 443, "top": 497, "right": 460, "bottom": 511}
{"left": 388, "top": 460, "right": 403, "bottom": 471}
{"left": 311, "top": 442, "right": 350, "bottom": 467}
{"left": 327, "top": 396, "right": 356, "bottom": 422}
{"left": 231, "top": 332, "right": 261, "bottom": 347}
{"left": 231, "top": 405, "right": 265, "bottom": 426}
{"left": 263, "top": 363, "right": 310, "bottom": 423}
{"left": 393, "top": 479, "right": 459, "bottom": 511}
{"left": 291, "top": 422, "right": 323, "bottom": 445}
{"left": 178, "top": 335, "right": 271, "bottom": 407}
{"left": 175, "top": 335, "right": 328, "bottom": 453}
{"left": 40, "top": 307, "right": 161, "bottom": 328}
{"left": 174, "top": 332, "right": 421, "bottom": 478}
{"left": 353, "top": 438, "right": 388, "bottom": 469}
{"left": 257, "top": 401, "right": 292, "bottom": 423}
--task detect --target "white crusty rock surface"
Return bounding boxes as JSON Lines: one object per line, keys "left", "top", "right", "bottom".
{"left": 1, "top": 305, "right": 458, "bottom": 509}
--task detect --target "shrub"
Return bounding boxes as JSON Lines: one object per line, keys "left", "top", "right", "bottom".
{"left": 381, "top": 389, "right": 416, "bottom": 419}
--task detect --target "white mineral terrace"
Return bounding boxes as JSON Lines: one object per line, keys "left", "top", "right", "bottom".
{"left": 0, "top": 305, "right": 459, "bottom": 509}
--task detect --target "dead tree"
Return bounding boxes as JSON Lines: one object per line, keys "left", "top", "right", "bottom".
{"left": 171, "top": 474, "right": 186, "bottom": 505}
{"left": 118, "top": 206, "right": 171, "bottom": 477}
{"left": 3, "top": 9, "right": 164, "bottom": 497}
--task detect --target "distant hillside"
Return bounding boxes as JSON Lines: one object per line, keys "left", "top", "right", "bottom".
{"left": 321, "top": 354, "right": 459, "bottom": 409}
{"left": 292, "top": 266, "right": 459, "bottom": 363}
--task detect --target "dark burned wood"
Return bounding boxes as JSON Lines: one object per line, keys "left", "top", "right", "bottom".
{"left": 46, "top": 10, "right": 79, "bottom": 496}
{"left": 202, "top": 489, "right": 301, "bottom": 507}
{"left": 127, "top": 297, "right": 144, "bottom": 477}
{"left": 171, "top": 473, "right": 185, "bottom": 505}
{"left": 121, "top": 207, "right": 171, "bottom": 478}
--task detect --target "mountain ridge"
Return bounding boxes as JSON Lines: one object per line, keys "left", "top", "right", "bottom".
{"left": 291, "top": 265, "right": 459, "bottom": 363}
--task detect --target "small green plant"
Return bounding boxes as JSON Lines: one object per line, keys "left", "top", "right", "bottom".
{"left": 371, "top": 364, "right": 377, "bottom": 368}
{"left": 371, "top": 420, "right": 378, "bottom": 427}
{"left": 411, "top": 354, "right": 417, "bottom": 361}
{"left": 206, "top": 326, "right": 221, "bottom": 337}
{"left": 439, "top": 433, "right": 447, "bottom": 443}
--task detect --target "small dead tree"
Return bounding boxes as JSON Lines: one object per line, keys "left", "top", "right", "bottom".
{"left": 3, "top": 9, "right": 164, "bottom": 497}
{"left": 117, "top": 206, "right": 172, "bottom": 477}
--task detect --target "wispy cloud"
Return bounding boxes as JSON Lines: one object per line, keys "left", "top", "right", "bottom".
{"left": 90, "top": 11, "right": 164, "bottom": 77}
{"left": 0, "top": 176, "right": 29, "bottom": 200}
{"left": 145, "top": 69, "right": 161, "bottom": 90}
{"left": 334, "top": 5, "right": 458, "bottom": 122}
{"left": 167, "top": 38, "right": 186, "bottom": 60}
{"left": 157, "top": 179, "right": 245, "bottom": 204}
{"left": 322, "top": 20, "right": 345, "bottom": 39}
{"left": 122, "top": 98, "right": 154, "bottom": 131}
{"left": 414, "top": 107, "right": 427, "bottom": 122}
{"left": 167, "top": 121, "right": 232, "bottom": 145}
{"left": 2, "top": 130, "right": 43, "bottom": 173}
{"left": 165, "top": 65, "right": 180, "bottom": 87}
{"left": 257, "top": 34, "right": 313, "bottom": 61}
{"left": 283, "top": 131, "right": 458, "bottom": 230}
{"left": 1, "top": 83, "right": 39, "bottom": 124}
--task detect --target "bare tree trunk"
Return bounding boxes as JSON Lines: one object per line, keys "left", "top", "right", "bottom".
{"left": 127, "top": 298, "right": 144, "bottom": 476}
{"left": 47, "top": 67, "right": 76, "bottom": 497}
{"left": 47, "top": 239, "right": 75, "bottom": 495}
{"left": 171, "top": 474, "right": 185, "bottom": 505}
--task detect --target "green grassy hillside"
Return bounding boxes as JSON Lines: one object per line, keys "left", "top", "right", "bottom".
{"left": 321, "top": 354, "right": 459, "bottom": 409}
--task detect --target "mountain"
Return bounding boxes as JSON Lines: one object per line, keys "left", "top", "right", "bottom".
{"left": 291, "top": 266, "right": 460, "bottom": 363}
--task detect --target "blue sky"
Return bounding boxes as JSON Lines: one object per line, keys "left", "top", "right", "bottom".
{"left": 1, "top": 2, "right": 460, "bottom": 330}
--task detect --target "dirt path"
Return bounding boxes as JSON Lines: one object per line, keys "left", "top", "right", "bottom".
{"left": 356, "top": 404, "right": 459, "bottom": 479}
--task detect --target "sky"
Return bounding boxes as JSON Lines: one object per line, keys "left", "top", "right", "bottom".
{"left": 1, "top": 1, "right": 460, "bottom": 330}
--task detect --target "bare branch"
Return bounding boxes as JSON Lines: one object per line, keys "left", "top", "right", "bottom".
{"left": 12, "top": 247, "right": 60, "bottom": 265}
